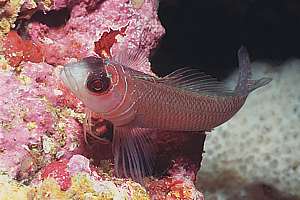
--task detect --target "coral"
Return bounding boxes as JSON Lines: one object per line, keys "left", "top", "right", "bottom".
{"left": 0, "top": 155, "right": 205, "bottom": 199}
{"left": 148, "top": 159, "right": 204, "bottom": 200}
{"left": 0, "top": 0, "right": 23, "bottom": 35}
{"left": 0, "top": 0, "right": 52, "bottom": 36}
{"left": 0, "top": 155, "right": 150, "bottom": 199}
{"left": 198, "top": 61, "right": 300, "bottom": 199}
{"left": 27, "top": 0, "right": 164, "bottom": 75}
{"left": 0, "top": 60, "right": 84, "bottom": 177}
{"left": 0, "top": 0, "right": 206, "bottom": 199}
{"left": 0, "top": 174, "right": 30, "bottom": 199}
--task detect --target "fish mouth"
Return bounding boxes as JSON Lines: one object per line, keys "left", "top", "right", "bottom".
{"left": 59, "top": 66, "right": 80, "bottom": 93}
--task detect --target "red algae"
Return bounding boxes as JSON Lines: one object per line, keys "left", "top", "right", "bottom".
{"left": 1, "top": 31, "right": 43, "bottom": 67}
{"left": 147, "top": 159, "right": 204, "bottom": 200}
{"left": 41, "top": 159, "right": 71, "bottom": 190}
{"left": 94, "top": 25, "right": 128, "bottom": 58}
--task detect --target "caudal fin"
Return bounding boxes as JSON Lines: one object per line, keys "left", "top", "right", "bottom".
{"left": 235, "top": 46, "right": 272, "bottom": 95}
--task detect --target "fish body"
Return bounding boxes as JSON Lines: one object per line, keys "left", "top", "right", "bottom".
{"left": 118, "top": 75, "right": 246, "bottom": 131}
{"left": 59, "top": 47, "right": 271, "bottom": 182}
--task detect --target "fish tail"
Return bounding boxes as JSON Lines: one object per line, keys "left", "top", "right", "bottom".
{"left": 235, "top": 46, "right": 272, "bottom": 95}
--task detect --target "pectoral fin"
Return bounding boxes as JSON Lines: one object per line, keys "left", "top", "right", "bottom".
{"left": 112, "top": 127, "right": 155, "bottom": 183}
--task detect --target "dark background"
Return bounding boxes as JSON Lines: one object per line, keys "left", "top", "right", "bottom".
{"left": 151, "top": 0, "right": 300, "bottom": 79}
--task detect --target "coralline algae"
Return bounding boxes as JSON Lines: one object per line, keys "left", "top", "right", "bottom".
{"left": 27, "top": 0, "right": 164, "bottom": 75}
{"left": 0, "top": 154, "right": 150, "bottom": 199}
{"left": 0, "top": 61, "right": 84, "bottom": 178}
{"left": 0, "top": 0, "right": 205, "bottom": 199}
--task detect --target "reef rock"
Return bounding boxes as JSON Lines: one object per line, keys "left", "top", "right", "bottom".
{"left": 0, "top": 0, "right": 205, "bottom": 199}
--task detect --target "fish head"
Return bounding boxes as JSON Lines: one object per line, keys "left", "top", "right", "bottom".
{"left": 60, "top": 56, "right": 126, "bottom": 114}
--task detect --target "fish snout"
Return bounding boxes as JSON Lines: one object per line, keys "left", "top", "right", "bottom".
{"left": 59, "top": 66, "right": 80, "bottom": 92}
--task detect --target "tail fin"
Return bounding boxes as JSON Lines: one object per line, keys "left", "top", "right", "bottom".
{"left": 235, "top": 46, "right": 272, "bottom": 95}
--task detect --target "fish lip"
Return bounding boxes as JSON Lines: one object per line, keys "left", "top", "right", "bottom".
{"left": 60, "top": 66, "right": 86, "bottom": 101}
{"left": 59, "top": 66, "right": 80, "bottom": 92}
{"left": 59, "top": 67, "right": 70, "bottom": 88}
{"left": 59, "top": 67, "right": 66, "bottom": 82}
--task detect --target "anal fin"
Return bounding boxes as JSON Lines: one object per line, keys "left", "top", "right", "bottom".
{"left": 112, "top": 127, "right": 155, "bottom": 183}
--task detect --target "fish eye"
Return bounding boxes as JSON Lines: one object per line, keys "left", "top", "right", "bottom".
{"left": 86, "top": 75, "right": 111, "bottom": 94}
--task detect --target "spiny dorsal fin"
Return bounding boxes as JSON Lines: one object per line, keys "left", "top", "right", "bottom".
{"left": 111, "top": 48, "right": 149, "bottom": 70}
{"left": 126, "top": 66, "right": 235, "bottom": 96}
{"left": 111, "top": 48, "right": 233, "bottom": 96}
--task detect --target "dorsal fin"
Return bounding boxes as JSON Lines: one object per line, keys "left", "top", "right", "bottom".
{"left": 111, "top": 48, "right": 149, "bottom": 70}
{"left": 125, "top": 66, "right": 235, "bottom": 96}
{"left": 111, "top": 46, "right": 271, "bottom": 96}
{"left": 158, "top": 68, "right": 235, "bottom": 96}
{"left": 111, "top": 48, "right": 235, "bottom": 96}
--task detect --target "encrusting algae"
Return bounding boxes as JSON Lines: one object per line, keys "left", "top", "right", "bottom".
{"left": 0, "top": 173, "right": 150, "bottom": 200}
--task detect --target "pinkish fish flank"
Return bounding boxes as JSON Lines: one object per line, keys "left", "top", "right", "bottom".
{"left": 59, "top": 47, "right": 271, "bottom": 182}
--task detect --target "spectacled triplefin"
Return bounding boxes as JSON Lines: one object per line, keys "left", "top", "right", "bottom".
{"left": 59, "top": 47, "right": 271, "bottom": 182}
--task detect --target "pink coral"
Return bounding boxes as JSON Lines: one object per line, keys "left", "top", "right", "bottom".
{"left": 28, "top": 0, "right": 164, "bottom": 75}
{"left": 67, "top": 154, "right": 91, "bottom": 175}
{"left": 0, "top": 62, "right": 73, "bottom": 175}
{"left": 0, "top": 0, "right": 206, "bottom": 198}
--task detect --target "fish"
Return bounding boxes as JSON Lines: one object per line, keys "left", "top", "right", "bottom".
{"left": 59, "top": 47, "right": 271, "bottom": 182}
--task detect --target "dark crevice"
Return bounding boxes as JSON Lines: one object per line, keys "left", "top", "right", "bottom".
{"left": 151, "top": 0, "right": 300, "bottom": 79}
{"left": 30, "top": 8, "right": 71, "bottom": 28}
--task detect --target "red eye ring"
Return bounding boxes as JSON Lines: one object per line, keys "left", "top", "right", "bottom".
{"left": 86, "top": 75, "right": 111, "bottom": 94}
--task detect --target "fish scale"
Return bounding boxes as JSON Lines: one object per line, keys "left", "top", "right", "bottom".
{"left": 131, "top": 79, "right": 247, "bottom": 131}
